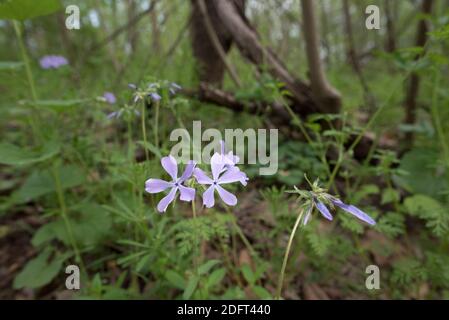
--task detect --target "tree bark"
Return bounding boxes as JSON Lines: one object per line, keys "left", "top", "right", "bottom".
{"left": 403, "top": 0, "right": 434, "bottom": 149}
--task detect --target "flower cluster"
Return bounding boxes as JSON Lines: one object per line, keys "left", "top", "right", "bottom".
{"left": 128, "top": 81, "right": 181, "bottom": 105}
{"left": 145, "top": 141, "right": 248, "bottom": 213}
{"left": 288, "top": 178, "right": 376, "bottom": 226}
{"left": 39, "top": 55, "right": 68, "bottom": 69}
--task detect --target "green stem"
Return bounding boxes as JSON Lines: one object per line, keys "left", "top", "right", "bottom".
{"left": 192, "top": 199, "right": 197, "bottom": 219}
{"left": 154, "top": 101, "right": 160, "bottom": 147}
{"left": 326, "top": 71, "right": 411, "bottom": 189}
{"left": 231, "top": 217, "right": 258, "bottom": 260}
{"left": 430, "top": 71, "right": 449, "bottom": 172}
{"left": 13, "top": 20, "right": 40, "bottom": 140}
{"left": 127, "top": 118, "right": 134, "bottom": 161}
{"left": 282, "top": 101, "right": 313, "bottom": 144}
{"left": 52, "top": 166, "right": 86, "bottom": 277}
{"left": 276, "top": 208, "right": 304, "bottom": 300}
{"left": 141, "top": 102, "right": 150, "bottom": 161}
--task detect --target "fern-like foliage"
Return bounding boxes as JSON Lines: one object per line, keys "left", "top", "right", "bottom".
{"left": 404, "top": 195, "right": 449, "bottom": 237}
{"left": 175, "top": 213, "right": 233, "bottom": 256}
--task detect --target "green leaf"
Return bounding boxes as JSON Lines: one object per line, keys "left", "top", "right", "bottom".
{"left": 33, "top": 203, "right": 112, "bottom": 247}
{"left": 0, "top": 0, "right": 61, "bottom": 21}
{"left": 31, "top": 221, "right": 64, "bottom": 247}
{"left": 352, "top": 184, "right": 379, "bottom": 203}
{"left": 0, "top": 139, "right": 60, "bottom": 166}
{"left": 136, "top": 141, "right": 162, "bottom": 159}
{"left": 206, "top": 268, "right": 226, "bottom": 288}
{"left": 21, "top": 99, "right": 87, "bottom": 113}
{"left": 0, "top": 61, "right": 23, "bottom": 71}
{"left": 381, "top": 188, "right": 400, "bottom": 205}
{"left": 241, "top": 264, "right": 256, "bottom": 285}
{"left": 12, "top": 164, "right": 86, "bottom": 204}
{"left": 394, "top": 148, "right": 448, "bottom": 197}
{"left": 253, "top": 286, "right": 272, "bottom": 299}
{"left": 165, "top": 270, "right": 185, "bottom": 290}
{"left": 13, "top": 249, "right": 68, "bottom": 289}
{"left": 183, "top": 275, "right": 199, "bottom": 299}
{"left": 197, "top": 259, "right": 221, "bottom": 275}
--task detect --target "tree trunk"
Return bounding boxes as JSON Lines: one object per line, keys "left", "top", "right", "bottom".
{"left": 190, "top": 0, "right": 239, "bottom": 86}
{"left": 300, "top": 0, "right": 341, "bottom": 113}
{"left": 150, "top": 4, "right": 161, "bottom": 54}
{"left": 384, "top": 0, "right": 397, "bottom": 52}
{"left": 127, "top": 0, "right": 139, "bottom": 53}
{"left": 403, "top": 0, "right": 434, "bottom": 149}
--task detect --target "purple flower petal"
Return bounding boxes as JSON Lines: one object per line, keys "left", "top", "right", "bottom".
{"left": 332, "top": 199, "right": 376, "bottom": 225}
{"left": 218, "top": 167, "right": 248, "bottom": 186}
{"left": 103, "top": 92, "right": 116, "bottom": 104}
{"left": 210, "top": 153, "right": 225, "bottom": 180}
{"left": 193, "top": 168, "right": 213, "bottom": 185}
{"left": 145, "top": 179, "right": 172, "bottom": 193}
{"left": 316, "top": 201, "right": 333, "bottom": 221}
{"left": 216, "top": 185, "right": 237, "bottom": 206}
{"left": 161, "top": 155, "right": 178, "bottom": 181}
{"left": 150, "top": 93, "right": 161, "bottom": 102}
{"left": 157, "top": 187, "right": 178, "bottom": 213}
{"left": 202, "top": 185, "right": 216, "bottom": 208}
{"left": 179, "top": 160, "right": 196, "bottom": 182}
{"left": 179, "top": 185, "right": 195, "bottom": 201}
{"left": 39, "top": 55, "right": 68, "bottom": 69}
{"left": 128, "top": 83, "right": 137, "bottom": 90}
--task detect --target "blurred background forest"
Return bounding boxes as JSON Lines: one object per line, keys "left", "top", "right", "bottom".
{"left": 1, "top": 0, "right": 449, "bottom": 300}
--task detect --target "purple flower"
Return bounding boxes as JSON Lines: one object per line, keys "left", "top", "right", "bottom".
{"left": 103, "top": 92, "right": 116, "bottom": 104}
{"left": 306, "top": 198, "right": 375, "bottom": 226}
{"left": 193, "top": 153, "right": 248, "bottom": 208}
{"left": 331, "top": 198, "right": 376, "bottom": 225}
{"left": 128, "top": 83, "right": 137, "bottom": 90}
{"left": 145, "top": 156, "right": 196, "bottom": 213}
{"left": 219, "top": 141, "right": 240, "bottom": 169}
{"left": 316, "top": 201, "right": 333, "bottom": 221}
{"left": 218, "top": 141, "right": 248, "bottom": 185}
{"left": 39, "top": 55, "right": 68, "bottom": 69}
{"left": 149, "top": 93, "right": 161, "bottom": 102}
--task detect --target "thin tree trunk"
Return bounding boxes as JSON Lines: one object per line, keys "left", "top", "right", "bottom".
{"left": 127, "top": 0, "right": 139, "bottom": 53}
{"left": 384, "top": 0, "right": 396, "bottom": 52}
{"left": 150, "top": 4, "right": 161, "bottom": 54}
{"left": 300, "top": 0, "right": 341, "bottom": 112}
{"left": 403, "top": 0, "right": 434, "bottom": 149}
{"left": 320, "top": 0, "right": 331, "bottom": 67}
{"left": 342, "top": 0, "right": 375, "bottom": 110}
